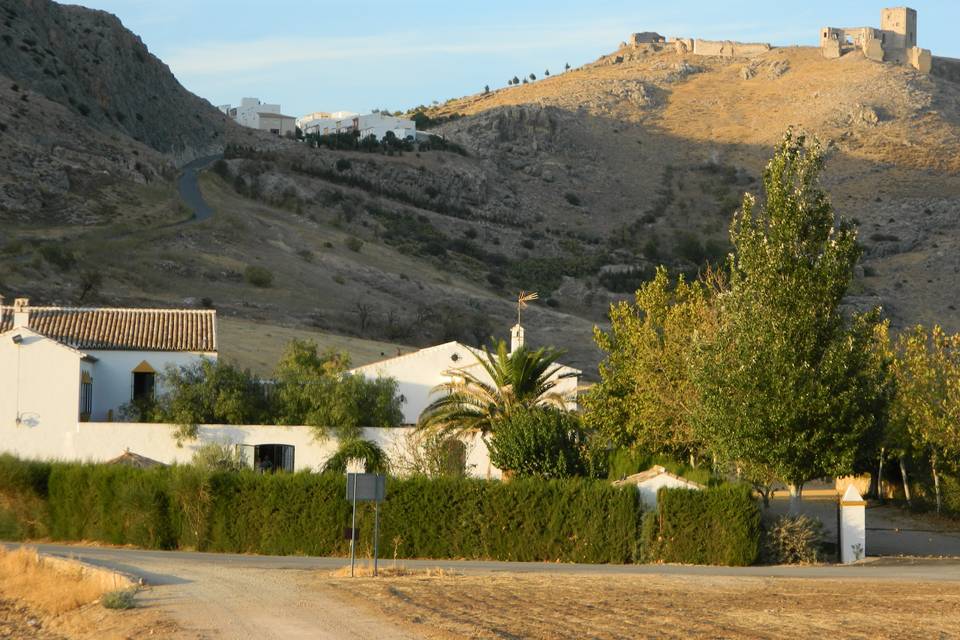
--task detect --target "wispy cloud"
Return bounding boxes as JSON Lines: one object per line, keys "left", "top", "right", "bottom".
{"left": 165, "top": 22, "right": 629, "bottom": 76}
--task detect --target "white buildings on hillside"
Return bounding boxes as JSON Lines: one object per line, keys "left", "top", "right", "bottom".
{"left": 0, "top": 298, "right": 217, "bottom": 425}
{"left": 298, "top": 111, "right": 417, "bottom": 141}
{"left": 219, "top": 97, "right": 297, "bottom": 137}
{"left": 351, "top": 324, "right": 581, "bottom": 427}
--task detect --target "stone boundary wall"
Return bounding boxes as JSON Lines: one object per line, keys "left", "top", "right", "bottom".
{"left": 693, "top": 39, "right": 771, "bottom": 58}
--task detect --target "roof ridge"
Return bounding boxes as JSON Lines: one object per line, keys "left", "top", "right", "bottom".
{"left": 0, "top": 306, "right": 216, "bottom": 314}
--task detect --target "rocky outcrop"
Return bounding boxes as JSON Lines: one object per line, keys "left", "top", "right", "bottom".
{"left": 0, "top": 0, "right": 229, "bottom": 160}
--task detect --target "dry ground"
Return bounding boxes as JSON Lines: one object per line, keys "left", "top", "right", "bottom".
{"left": 0, "top": 547, "right": 186, "bottom": 640}
{"left": 321, "top": 571, "right": 960, "bottom": 639}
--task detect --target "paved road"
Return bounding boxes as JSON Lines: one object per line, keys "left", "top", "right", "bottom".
{"left": 15, "top": 542, "right": 960, "bottom": 582}
{"left": 174, "top": 154, "right": 221, "bottom": 222}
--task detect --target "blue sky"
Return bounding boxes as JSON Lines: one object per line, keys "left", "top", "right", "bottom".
{"left": 74, "top": 1, "right": 960, "bottom": 117}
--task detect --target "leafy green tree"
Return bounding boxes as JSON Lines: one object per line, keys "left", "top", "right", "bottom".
{"left": 565, "top": 62, "right": 571, "bottom": 71}
{"left": 694, "top": 131, "right": 891, "bottom": 502}
{"left": 529, "top": 73, "right": 536, "bottom": 81}
{"left": 322, "top": 438, "right": 390, "bottom": 474}
{"left": 891, "top": 324, "right": 960, "bottom": 513}
{"left": 484, "top": 84, "right": 490, "bottom": 94}
{"left": 584, "top": 266, "right": 717, "bottom": 463}
{"left": 418, "top": 340, "right": 573, "bottom": 439}
{"left": 544, "top": 69, "right": 550, "bottom": 76}
{"left": 272, "top": 340, "right": 402, "bottom": 440}
{"left": 512, "top": 76, "right": 520, "bottom": 85}
{"left": 152, "top": 359, "right": 271, "bottom": 444}
{"left": 487, "top": 406, "right": 585, "bottom": 478}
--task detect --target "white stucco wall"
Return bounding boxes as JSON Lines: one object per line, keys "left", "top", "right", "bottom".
{"left": 0, "top": 329, "right": 83, "bottom": 431}
{"left": 636, "top": 474, "right": 702, "bottom": 509}
{"left": 352, "top": 342, "right": 580, "bottom": 425}
{"left": 84, "top": 350, "right": 215, "bottom": 421}
{"left": 0, "top": 413, "right": 497, "bottom": 478}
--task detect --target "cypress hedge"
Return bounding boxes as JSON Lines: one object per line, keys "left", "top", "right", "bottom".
{"left": 644, "top": 484, "right": 762, "bottom": 566}
{"left": 0, "top": 456, "right": 760, "bottom": 565}
{"left": 0, "top": 457, "right": 640, "bottom": 563}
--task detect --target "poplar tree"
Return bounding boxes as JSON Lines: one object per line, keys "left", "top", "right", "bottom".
{"left": 891, "top": 324, "right": 960, "bottom": 513}
{"left": 695, "top": 131, "right": 890, "bottom": 501}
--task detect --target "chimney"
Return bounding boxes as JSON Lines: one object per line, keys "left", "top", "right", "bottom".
{"left": 510, "top": 323, "right": 525, "bottom": 353}
{"left": 12, "top": 298, "right": 29, "bottom": 328}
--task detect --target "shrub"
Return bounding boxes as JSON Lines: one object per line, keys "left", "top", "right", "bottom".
{"left": 487, "top": 407, "right": 585, "bottom": 479}
{"left": 101, "top": 589, "right": 137, "bottom": 610}
{"left": 644, "top": 484, "right": 761, "bottom": 566}
{"left": 761, "top": 514, "right": 823, "bottom": 564}
{"left": 564, "top": 192, "right": 582, "bottom": 206}
{"left": 335, "top": 158, "right": 351, "bottom": 172}
{"left": 192, "top": 442, "right": 247, "bottom": 472}
{"left": 345, "top": 237, "right": 363, "bottom": 252}
{"left": 39, "top": 244, "right": 76, "bottom": 271}
{"left": 244, "top": 265, "right": 273, "bottom": 287}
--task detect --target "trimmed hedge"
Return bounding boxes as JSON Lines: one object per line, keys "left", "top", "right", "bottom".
{"left": 0, "top": 457, "right": 639, "bottom": 563}
{"left": 643, "top": 484, "right": 762, "bottom": 566}
{"left": 0, "top": 456, "right": 761, "bottom": 565}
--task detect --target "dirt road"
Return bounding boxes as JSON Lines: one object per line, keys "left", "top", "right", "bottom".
{"left": 123, "top": 558, "right": 414, "bottom": 639}
{"left": 17, "top": 543, "right": 960, "bottom": 639}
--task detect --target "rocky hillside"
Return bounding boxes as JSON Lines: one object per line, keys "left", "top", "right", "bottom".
{"left": 2, "top": 5, "right": 960, "bottom": 374}
{"left": 0, "top": 0, "right": 246, "bottom": 224}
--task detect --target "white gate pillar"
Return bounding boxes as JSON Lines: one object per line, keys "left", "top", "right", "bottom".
{"left": 840, "top": 484, "right": 866, "bottom": 563}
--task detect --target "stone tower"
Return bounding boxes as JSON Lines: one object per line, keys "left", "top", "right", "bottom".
{"left": 880, "top": 6, "right": 917, "bottom": 50}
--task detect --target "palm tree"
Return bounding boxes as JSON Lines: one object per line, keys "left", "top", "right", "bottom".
{"left": 417, "top": 340, "right": 574, "bottom": 439}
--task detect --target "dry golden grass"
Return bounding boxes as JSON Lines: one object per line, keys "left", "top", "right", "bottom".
{"left": 0, "top": 546, "right": 185, "bottom": 639}
{"left": 0, "top": 548, "right": 108, "bottom": 615}
{"left": 322, "top": 571, "right": 960, "bottom": 640}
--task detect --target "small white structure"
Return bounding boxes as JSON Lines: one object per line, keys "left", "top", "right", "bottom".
{"left": 299, "top": 111, "right": 416, "bottom": 141}
{"left": 219, "top": 97, "right": 297, "bottom": 136}
{"left": 612, "top": 465, "right": 706, "bottom": 509}
{"left": 350, "top": 328, "right": 580, "bottom": 427}
{"left": 1, "top": 298, "right": 216, "bottom": 424}
{"left": 840, "top": 484, "right": 867, "bottom": 563}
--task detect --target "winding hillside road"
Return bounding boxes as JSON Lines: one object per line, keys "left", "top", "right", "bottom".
{"left": 175, "top": 154, "right": 221, "bottom": 222}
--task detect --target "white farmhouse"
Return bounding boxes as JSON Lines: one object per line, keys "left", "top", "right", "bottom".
{"left": 613, "top": 465, "right": 706, "bottom": 509}
{"left": 0, "top": 298, "right": 217, "bottom": 425}
{"left": 219, "top": 97, "right": 297, "bottom": 137}
{"left": 351, "top": 324, "right": 581, "bottom": 427}
{"left": 299, "top": 111, "right": 416, "bottom": 141}
{"left": 0, "top": 297, "right": 498, "bottom": 478}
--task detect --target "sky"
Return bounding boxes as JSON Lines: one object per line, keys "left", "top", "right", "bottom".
{"left": 73, "top": 0, "right": 960, "bottom": 118}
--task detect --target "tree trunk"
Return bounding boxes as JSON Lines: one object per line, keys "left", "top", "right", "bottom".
{"left": 876, "top": 447, "right": 885, "bottom": 502}
{"left": 689, "top": 453, "right": 696, "bottom": 468}
{"left": 932, "top": 451, "right": 942, "bottom": 515}
{"left": 787, "top": 482, "right": 803, "bottom": 514}
{"left": 899, "top": 456, "right": 912, "bottom": 506}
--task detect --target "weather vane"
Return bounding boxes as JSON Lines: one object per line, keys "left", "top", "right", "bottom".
{"left": 516, "top": 290, "right": 538, "bottom": 325}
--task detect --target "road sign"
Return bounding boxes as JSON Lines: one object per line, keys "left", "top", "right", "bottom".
{"left": 345, "top": 473, "right": 386, "bottom": 503}
{"left": 346, "top": 473, "right": 386, "bottom": 577}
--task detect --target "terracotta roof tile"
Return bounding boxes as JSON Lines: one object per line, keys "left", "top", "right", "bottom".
{"left": 0, "top": 306, "right": 217, "bottom": 352}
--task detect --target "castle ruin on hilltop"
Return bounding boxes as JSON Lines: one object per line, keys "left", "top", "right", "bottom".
{"left": 820, "top": 6, "right": 931, "bottom": 73}
{"left": 619, "top": 6, "right": 932, "bottom": 73}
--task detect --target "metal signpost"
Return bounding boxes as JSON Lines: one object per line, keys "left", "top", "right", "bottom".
{"left": 345, "top": 473, "right": 386, "bottom": 577}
